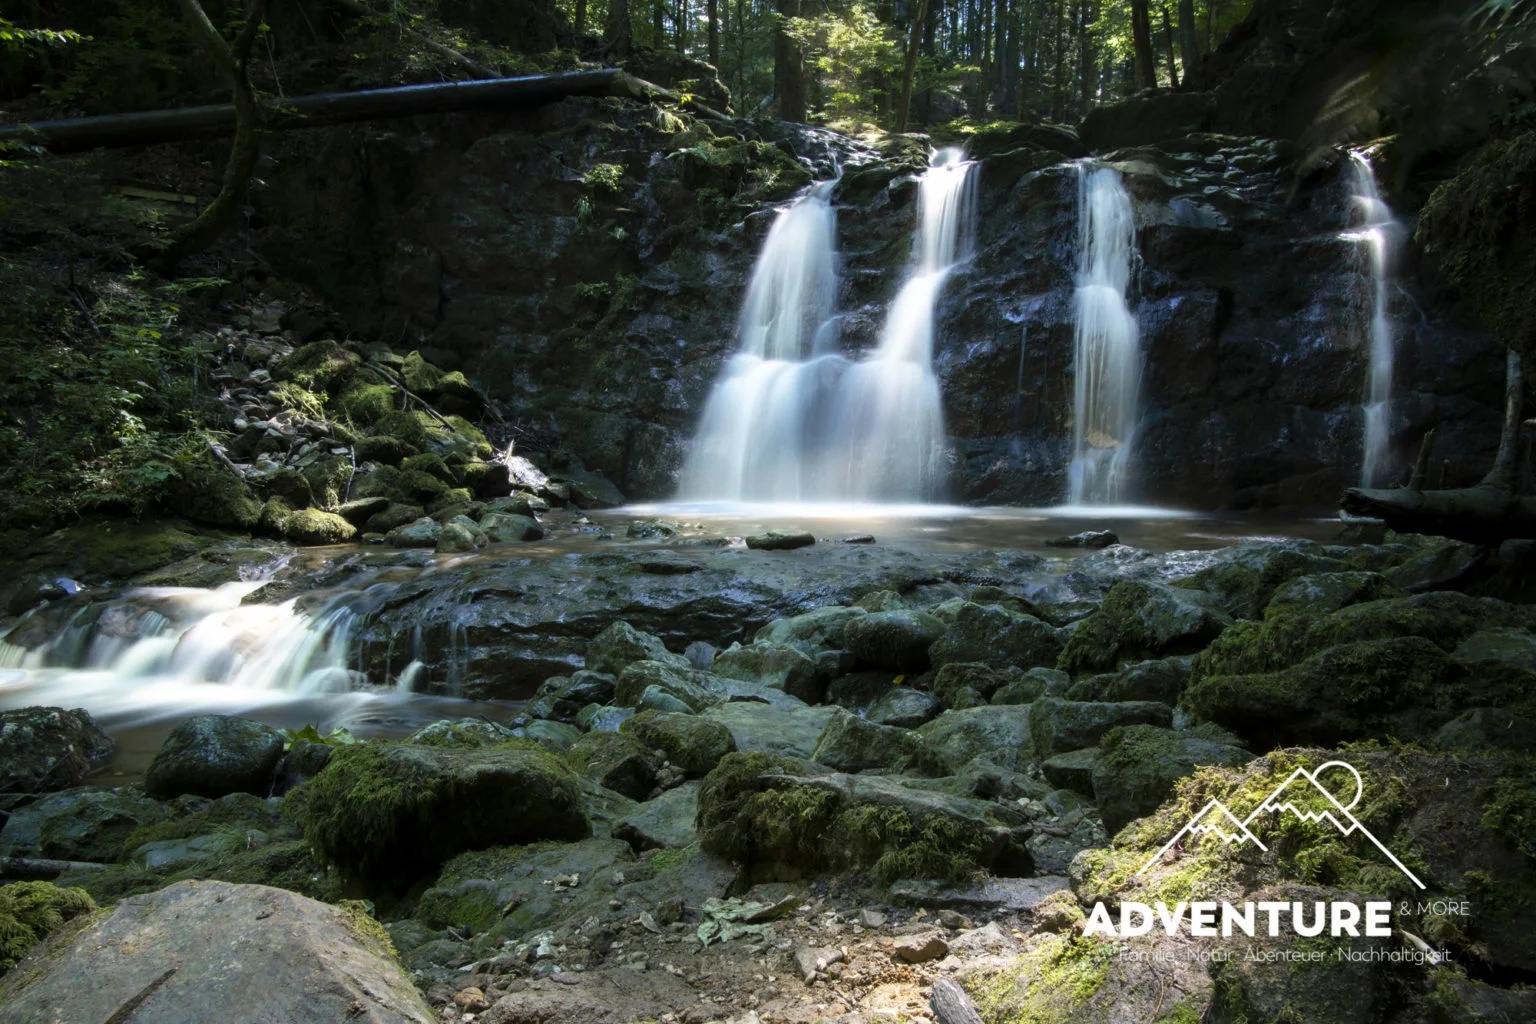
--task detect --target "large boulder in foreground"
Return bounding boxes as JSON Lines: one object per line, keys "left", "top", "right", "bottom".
{"left": 0, "top": 707, "right": 114, "bottom": 799}
{"left": 144, "top": 715, "right": 286, "bottom": 800}
{"left": 302, "top": 741, "right": 588, "bottom": 889}
{"left": 0, "top": 880, "right": 432, "bottom": 1023}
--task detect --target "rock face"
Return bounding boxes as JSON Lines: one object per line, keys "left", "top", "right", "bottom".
{"left": 143, "top": 715, "right": 286, "bottom": 800}
{"left": 0, "top": 880, "right": 433, "bottom": 1024}
{"left": 0, "top": 707, "right": 114, "bottom": 799}
{"left": 250, "top": 100, "right": 1502, "bottom": 508}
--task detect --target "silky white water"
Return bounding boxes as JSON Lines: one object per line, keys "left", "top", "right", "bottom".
{"left": 681, "top": 149, "right": 975, "bottom": 502}
{"left": 1344, "top": 152, "right": 1399, "bottom": 488}
{"left": 1069, "top": 165, "right": 1142, "bottom": 505}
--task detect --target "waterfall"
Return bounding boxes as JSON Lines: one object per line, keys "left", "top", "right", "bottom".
{"left": 680, "top": 149, "right": 974, "bottom": 503}
{"left": 1068, "top": 165, "right": 1141, "bottom": 505}
{"left": 1345, "top": 152, "right": 1399, "bottom": 487}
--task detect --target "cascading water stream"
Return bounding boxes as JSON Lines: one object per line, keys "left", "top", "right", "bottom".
{"left": 1344, "top": 151, "right": 1400, "bottom": 487}
{"left": 680, "top": 149, "right": 975, "bottom": 503}
{"left": 1068, "top": 164, "right": 1142, "bottom": 506}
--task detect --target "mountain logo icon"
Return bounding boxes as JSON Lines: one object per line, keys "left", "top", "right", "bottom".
{"left": 1137, "top": 760, "right": 1425, "bottom": 889}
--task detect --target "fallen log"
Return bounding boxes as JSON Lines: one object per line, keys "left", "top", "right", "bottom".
{"left": 0, "top": 69, "right": 725, "bottom": 155}
{"left": 1340, "top": 483, "right": 1536, "bottom": 545}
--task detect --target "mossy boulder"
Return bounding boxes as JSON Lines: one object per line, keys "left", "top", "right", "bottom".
{"left": 1176, "top": 541, "right": 1350, "bottom": 620}
{"left": 0, "top": 707, "right": 114, "bottom": 797}
{"left": 1058, "top": 581, "right": 1231, "bottom": 676}
{"left": 614, "top": 660, "right": 725, "bottom": 712}
{"left": 400, "top": 452, "right": 456, "bottom": 484}
{"left": 354, "top": 434, "right": 419, "bottom": 465}
{"left": 934, "top": 661, "right": 1020, "bottom": 709}
{"left": 843, "top": 610, "right": 947, "bottom": 672}
{"left": 524, "top": 671, "right": 616, "bottom": 723}
{"left": 386, "top": 516, "right": 440, "bottom": 548}
{"left": 810, "top": 709, "right": 940, "bottom": 776}
{"left": 406, "top": 718, "right": 518, "bottom": 748}
{"left": 696, "top": 751, "right": 1028, "bottom": 884}
{"left": 0, "top": 787, "right": 167, "bottom": 863}
{"left": 622, "top": 711, "right": 736, "bottom": 777}
{"left": 272, "top": 339, "right": 361, "bottom": 392}
{"left": 929, "top": 603, "right": 1063, "bottom": 672}
{"left": 865, "top": 686, "right": 942, "bottom": 728}
{"left": 564, "top": 732, "right": 658, "bottom": 800}
{"left": 479, "top": 511, "right": 542, "bottom": 542}
{"left": 1030, "top": 697, "right": 1173, "bottom": 757}
{"left": 1091, "top": 725, "right": 1250, "bottom": 834}
{"left": 163, "top": 462, "right": 263, "bottom": 530}
{"left": 0, "top": 881, "right": 94, "bottom": 974}
{"left": 364, "top": 502, "right": 426, "bottom": 534}
{"left": 279, "top": 509, "right": 356, "bottom": 546}
{"left": 301, "top": 741, "right": 589, "bottom": 890}
{"left": 336, "top": 383, "right": 397, "bottom": 425}
{"left": 711, "top": 642, "right": 822, "bottom": 703}
{"left": 1418, "top": 131, "right": 1536, "bottom": 357}
{"left": 1066, "top": 656, "right": 1191, "bottom": 704}
{"left": 587, "top": 620, "right": 689, "bottom": 677}
{"left": 144, "top": 715, "right": 286, "bottom": 800}
{"left": 918, "top": 705, "right": 1039, "bottom": 773}
{"left": 755, "top": 606, "right": 866, "bottom": 653}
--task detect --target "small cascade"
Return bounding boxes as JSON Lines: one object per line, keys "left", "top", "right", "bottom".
{"left": 1068, "top": 164, "right": 1142, "bottom": 505}
{"left": 1344, "top": 151, "right": 1400, "bottom": 487}
{"left": 681, "top": 149, "right": 974, "bottom": 502}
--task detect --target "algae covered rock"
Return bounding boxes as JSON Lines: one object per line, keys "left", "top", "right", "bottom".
{"left": 1029, "top": 697, "right": 1172, "bottom": 757}
{"left": 564, "top": 732, "right": 659, "bottom": 800}
{"left": 919, "top": 705, "right": 1038, "bottom": 773}
{"left": 406, "top": 717, "right": 518, "bottom": 748}
{"left": 386, "top": 516, "right": 441, "bottom": 548}
{"left": 866, "top": 686, "right": 942, "bottom": 727}
{"left": 0, "top": 787, "right": 167, "bottom": 863}
{"left": 622, "top": 711, "right": 736, "bottom": 777}
{"left": 697, "top": 751, "right": 1028, "bottom": 884}
{"left": 755, "top": 606, "right": 866, "bottom": 653}
{"left": 587, "top": 620, "right": 690, "bottom": 677}
{"left": 929, "top": 603, "right": 1063, "bottom": 672}
{"left": 711, "top": 642, "right": 823, "bottom": 703}
{"left": 301, "top": 741, "right": 588, "bottom": 889}
{"left": 614, "top": 660, "right": 724, "bottom": 711}
{"left": 1058, "top": 581, "right": 1231, "bottom": 675}
{"left": 1091, "top": 725, "right": 1250, "bottom": 834}
{"left": 0, "top": 707, "right": 114, "bottom": 798}
{"left": 145, "top": 714, "right": 285, "bottom": 800}
{"left": 843, "top": 610, "right": 946, "bottom": 671}
{"left": 280, "top": 508, "right": 357, "bottom": 546}
{"left": 810, "top": 709, "right": 938, "bottom": 775}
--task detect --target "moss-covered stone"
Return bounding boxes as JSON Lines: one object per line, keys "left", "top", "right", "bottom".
{"left": 810, "top": 709, "right": 942, "bottom": 776}
{"left": 1058, "top": 582, "right": 1230, "bottom": 676}
{"left": 300, "top": 456, "right": 353, "bottom": 510}
{"left": 1092, "top": 725, "right": 1250, "bottom": 835}
{"left": 301, "top": 741, "right": 589, "bottom": 890}
{"left": 163, "top": 461, "right": 262, "bottom": 531}
{"left": 1418, "top": 131, "right": 1536, "bottom": 358}
{"left": 564, "top": 732, "right": 658, "bottom": 800}
{"left": 272, "top": 339, "right": 361, "bottom": 392}
{"left": 336, "top": 383, "right": 397, "bottom": 425}
{"left": 400, "top": 452, "right": 455, "bottom": 484}
{"left": 930, "top": 603, "right": 1063, "bottom": 672}
{"left": 621, "top": 711, "right": 736, "bottom": 777}
{"left": 353, "top": 435, "right": 419, "bottom": 466}
{"left": 842, "top": 610, "right": 947, "bottom": 672}
{"left": 280, "top": 509, "right": 357, "bottom": 546}
{"left": 0, "top": 882, "right": 95, "bottom": 974}
{"left": 964, "top": 933, "right": 1117, "bottom": 1024}
{"left": 696, "top": 751, "right": 1019, "bottom": 884}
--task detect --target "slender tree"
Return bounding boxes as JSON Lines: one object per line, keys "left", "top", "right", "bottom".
{"left": 1131, "top": 0, "right": 1156, "bottom": 88}
{"left": 775, "top": 0, "right": 807, "bottom": 121}
{"left": 157, "top": 0, "right": 265, "bottom": 271}
{"left": 1177, "top": 0, "right": 1198, "bottom": 86}
{"left": 896, "top": 0, "right": 930, "bottom": 132}
{"left": 1160, "top": 3, "right": 1179, "bottom": 87}
{"left": 606, "top": 0, "right": 633, "bottom": 55}
{"left": 707, "top": 0, "right": 720, "bottom": 67}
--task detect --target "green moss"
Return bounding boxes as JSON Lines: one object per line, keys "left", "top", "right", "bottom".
{"left": 1418, "top": 132, "right": 1536, "bottom": 355}
{"left": 162, "top": 460, "right": 263, "bottom": 530}
{"left": 339, "top": 899, "right": 397, "bottom": 960}
{"left": 400, "top": 351, "right": 445, "bottom": 394}
{"left": 583, "top": 163, "right": 626, "bottom": 195}
{"left": 400, "top": 452, "right": 455, "bottom": 483}
{"left": 337, "top": 383, "right": 397, "bottom": 425}
{"left": 273, "top": 339, "right": 361, "bottom": 392}
{"left": 0, "top": 882, "right": 95, "bottom": 974}
{"left": 622, "top": 711, "right": 737, "bottom": 777}
{"left": 966, "top": 934, "right": 1117, "bottom": 1024}
{"left": 280, "top": 508, "right": 357, "bottom": 546}
{"left": 37, "top": 519, "right": 207, "bottom": 579}
{"left": 300, "top": 456, "right": 354, "bottom": 510}
{"left": 1481, "top": 758, "right": 1536, "bottom": 859}
{"left": 696, "top": 752, "right": 995, "bottom": 882}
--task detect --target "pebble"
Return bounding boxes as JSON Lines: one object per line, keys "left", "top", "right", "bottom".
{"left": 454, "top": 987, "right": 490, "bottom": 1012}
{"left": 858, "top": 908, "right": 887, "bottom": 929}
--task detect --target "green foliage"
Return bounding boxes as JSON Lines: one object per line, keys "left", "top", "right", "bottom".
{"left": 0, "top": 882, "right": 94, "bottom": 974}
{"left": 582, "top": 163, "right": 627, "bottom": 195}
{"left": 786, "top": 3, "right": 902, "bottom": 131}
{"left": 1482, "top": 758, "right": 1536, "bottom": 859}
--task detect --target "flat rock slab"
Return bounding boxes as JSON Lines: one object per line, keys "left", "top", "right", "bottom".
{"left": 0, "top": 880, "right": 433, "bottom": 1024}
{"left": 889, "top": 875, "right": 1070, "bottom": 912}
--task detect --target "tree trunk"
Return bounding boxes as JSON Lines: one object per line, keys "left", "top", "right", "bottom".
{"left": 653, "top": 0, "right": 665, "bottom": 48}
{"left": 1159, "top": 4, "right": 1179, "bottom": 88}
{"left": 974, "top": 0, "right": 992, "bottom": 116}
{"left": 1176, "top": 0, "right": 1198, "bottom": 87}
{"left": 675, "top": 0, "right": 687, "bottom": 50}
{"left": 1078, "top": 0, "right": 1095, "bottom": 112}
{"left": 707, "top": 0, "right": 719, "bottom": 67}
{"left": 896, "top": 0, "right": 930, "bottom": 132}
{"left": 575, "top": 0, "right": 587, "bottom": 35}
{"left": 607, "top": 0, "right": 633, "bottom": 55}
{"left": 774, "top": 0, "right": 807, "bottom": 121}
{"left": 1131, "top": 0, "right": 1156, "bottom": 89}
{"left": 156, "top": 0, "right": 266, "bottom": 272}
{"left": 1341, "top": 349, "right": 1531, "bottom": 543}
